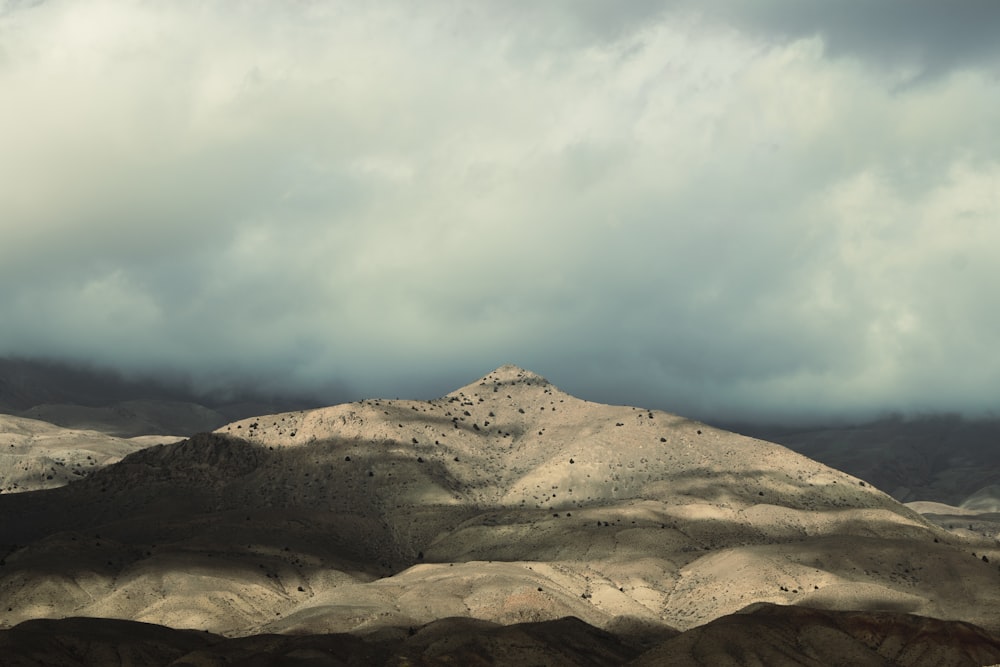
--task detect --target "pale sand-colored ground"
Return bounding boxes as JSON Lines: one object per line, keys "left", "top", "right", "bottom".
{"left": 2, "top": 365, "right": 1000, "bottom": 664}
{"left": 907, "top": 498, "right": 1000, "bottom": 548}
{"left": 0, "top": 414, "right": 180, "bottom": 493}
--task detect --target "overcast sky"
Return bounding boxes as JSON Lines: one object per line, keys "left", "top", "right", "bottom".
{"left": 2, "top": 1, "right": 1000, "bottom": 423}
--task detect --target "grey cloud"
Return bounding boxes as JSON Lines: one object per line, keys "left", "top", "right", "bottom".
{"left": 2, "top": 1, "right": 1000, "bottom": 422}
{"left": 481, "top": 0, "right": 1000, "bottom": 77}
{"left": 685, "top": 0, "right": 1000, "bottom": 79}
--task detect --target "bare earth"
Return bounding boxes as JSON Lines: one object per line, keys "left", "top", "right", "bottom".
{"left": 0, "top": 414, "right": 180, "bottom": 494}
{"left": 2, "top": 365, "right": 999, "bottom": 665}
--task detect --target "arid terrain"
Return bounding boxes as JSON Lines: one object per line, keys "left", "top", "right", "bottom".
{"left": 2, "top": 364, "right": 1000, "bottom": 665}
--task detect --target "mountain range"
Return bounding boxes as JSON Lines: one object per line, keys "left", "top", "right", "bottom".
{"left": 2, "top": 363, "right": 1000, "bottom": 665}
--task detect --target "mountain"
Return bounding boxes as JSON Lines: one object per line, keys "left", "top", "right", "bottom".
{"left": 732, "top": 414, "right": 1000, "bottom": 507}
{"left": 2, "top": 365, "right": 1000, "bottom": 665}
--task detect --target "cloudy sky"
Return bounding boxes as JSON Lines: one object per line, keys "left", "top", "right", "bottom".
{"left": 2, "top": 1, "right": 1000, "bottom": 422}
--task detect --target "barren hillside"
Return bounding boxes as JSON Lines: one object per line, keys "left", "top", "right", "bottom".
{"left": 2, "top": 365, "right": 999, "bottom": 665}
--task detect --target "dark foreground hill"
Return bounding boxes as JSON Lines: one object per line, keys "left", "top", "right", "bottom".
{"left": 2, "top": 366, "right": 1000, "bottom": 665}
{"left": 2, "top": 604, "right": 999, "bottom": 667}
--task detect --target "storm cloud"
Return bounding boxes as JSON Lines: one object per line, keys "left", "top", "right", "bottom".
{"left": 2, "top": 1, "right": 999, "bottom": 422}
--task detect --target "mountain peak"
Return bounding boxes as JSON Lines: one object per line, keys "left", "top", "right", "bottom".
{"left": 480, "top": 364, "right": 550, "bottom": 386}
{"left": 447, "top": 365, "right": 553, "bottom": 397}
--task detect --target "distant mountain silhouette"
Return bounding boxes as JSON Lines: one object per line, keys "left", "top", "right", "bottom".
{"left": 731, "top": 414, "right": 1000, "bottom": 506}
{"left": 0, "top": 357, "right": 329, "bottom": 436}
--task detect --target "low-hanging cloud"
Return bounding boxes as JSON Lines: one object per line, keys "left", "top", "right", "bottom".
{"left": 2, "top": 1, "right": 1000, "bottom": 422}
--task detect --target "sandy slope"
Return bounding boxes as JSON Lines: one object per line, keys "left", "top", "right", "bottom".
{"left": 0, "top": 414, "right": 179, "bottom": 493}
{"left": 907, "top": 499, "right": 1000, "bottom": 549}
{"left": 2, "top": 365, "right": 1000, "bottom": 663}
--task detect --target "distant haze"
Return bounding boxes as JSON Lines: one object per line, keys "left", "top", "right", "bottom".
{"left": 2, "top": 1, "right": 1000, "bottom": 423}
